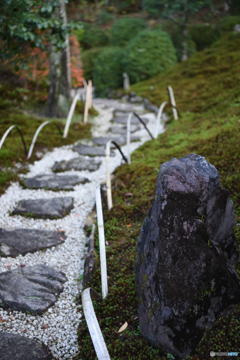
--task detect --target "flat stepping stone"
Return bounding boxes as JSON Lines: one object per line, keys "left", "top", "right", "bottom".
{"left": 72, "top": 144, "right": 114, "bottom": 157}
{"left": 109, "top": 124, "right": 141, "bottom": 134}
{"left": 92, "top": 136, "right": 126, "bottom": 146}
{"left": 113, "top": 114, "right": 149, "bottom": 125}
{"left": 52, "top": 156, "right": 101, "bottom": 173}
{"left": 0, "top": 228, "right": 66, "bottom": 257}
{"left": 0, "top": 332, "right": 54, "bottom": 360}
{"left": 0, "top": 264, "right": 67, "bottom": 314}
{"left": 21, "top": 174, "right": 89, "bottom": 191}
{"left": 12, "top": 197, "right": 74, "bottom": 219}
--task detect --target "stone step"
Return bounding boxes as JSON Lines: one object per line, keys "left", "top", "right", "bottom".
{"left": 92, "top": 136, "right": 126, "bottom": 147}
{"left": 0, "top": 264, "right": 67, "bottom": 314}
{"left": 72, "top": 144, "right": 114, "bottom": 157}
{"left": 21, "top": 174, "right": 89, "bottom": 191}
{"left": 113, "top": 113, "right": 149, "bottom": 125}
{"left": 52, "top": 156, "right": 101, "bottom": 173}
{"left": 11, "top": 197, "right": 74, "bottom": 219}
{"left": 108, "top": 124, "right": 141, "bottom": 134}
{"left": 0, "top": 228, "right": 66, "bottom": 257}
{"left": 0, "top": 332, "right": 54, "bottom": 360}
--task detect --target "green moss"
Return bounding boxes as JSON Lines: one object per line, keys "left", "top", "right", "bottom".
{"left": 76, "top": 32, "right": 240, "bottom": 359}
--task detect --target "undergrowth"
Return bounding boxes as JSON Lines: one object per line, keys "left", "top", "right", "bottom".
{"left": 76, "top": 33, "right": 240, "bottom": 360}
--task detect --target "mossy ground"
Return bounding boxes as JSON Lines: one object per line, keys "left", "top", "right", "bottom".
{"left": 0, "top": 83, "right": 93, "bottom": 194}
{"left": 76, "top": 33, "right": 240, "bottom": 360}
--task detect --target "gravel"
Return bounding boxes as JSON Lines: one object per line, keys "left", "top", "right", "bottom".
{"left": 0, "top": 98, "right": 165, "bottom": 359}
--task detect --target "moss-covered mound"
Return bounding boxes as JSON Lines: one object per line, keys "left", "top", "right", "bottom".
{"left": 76, "top": 32, "right": 240, "bottom": 360}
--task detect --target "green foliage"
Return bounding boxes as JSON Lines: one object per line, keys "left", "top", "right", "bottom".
{"left": 142, "top": 0, "right": 212, "bottom": 17}
{"left": 96, "top": 10, "right": 115, "bottom": 25}
{"left": 81, "top": 47, "right": 103, "bottom": 80}
{"left": 229, "top": 0, "right": 240, "bottom": 14}
{"left": 110, "top": 0, "right": 141, "bottom": 13}
{"left": 76, "top": 23, "right": 109, "bottom": 50}
{"left": 189, "top": 24, "right": 220, "bottom": 51}
{"left": 0, "top": 0, "right": 75, "bottom": 62}
{"left": 93, "top": 46, "right": 126, "bottom": 97}
{"left": 111, "top": 17, "right": 146, "bottom": 46}
{"left": 124, "top": 29, "right": 177, "bottom": 83}
{"left": 217, "top": 16, "right": 240, "bottom": 34}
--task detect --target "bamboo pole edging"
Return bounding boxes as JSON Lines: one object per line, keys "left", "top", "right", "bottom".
{"left": 82, "top": 288, "right": 111, "bottom": 360}
{"left": 63, "top": 91, "right": 80, "bottom": 138}
{"left": 154, "top": 101, "right": 168, "bottom": 138}
{"left": 27, "top": 121, "right": 62, "bottom": 160}
{"left": 95, "top": 186, "right": 108, "bottom": 299}
{"left": 126, "top": 112, "right": 132, "bottom": 164}
{"left": 0, "top": 125, "right": 28, "bottom": 156}
{"left": 133, "top": 112, "right": 154, "bottom": 140}
{"left": 105, "top": 141, "right": 113, "bottom": 211}
{"left": 167, "top": 85, "right": 179, "bottom": 120}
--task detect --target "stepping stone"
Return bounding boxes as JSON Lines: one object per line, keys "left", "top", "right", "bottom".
{"left": 106, "top": 132, "right": 140, "bottom": 143}
{"left": 52, "top": 156, "right": 101, "bottom": 173}
{"left": 21, "top": 174, "right": 89, "bottom": 191}
{"left": 109, "top": 124, "right": 141, "bottom": 134}
{"left": 113, "top": 114, "right": 149, "bottom": 125}
{"left": 12, "top": 197, "right": 74, "bottom": 219}
{"left": 72, "top": 144, "right": 114, "bottom": 157}
{"left": 0, "top": 264, "right": 67, "bottom": 314}
{"left": 0, "top": 228, "right": 66, "bottom": 257}
{"left": 92, "top": 136, "right": 126, "bottom": 147}
{"left": 0, "top": 332, "right": 54, "bottom": 360}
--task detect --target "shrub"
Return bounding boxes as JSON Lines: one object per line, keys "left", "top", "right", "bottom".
{"left": 189, "top": 24, "right": 219, "bottom": 51}
{"left": 111, "top": 17, "right": 146, "bottom": 46}
{"left": 96, "top": 10, "right": 115, "bottom": 25}
{"left": 81, "top": 47, "right": 103, "bottom": 80}
{"left": 93, "top": 47, "right": 126, "bottom": 97}
{"left": 124, "top": 29, "right": 177, "bottom": 83}
{"left": 76, "top": 23, "right": 109, "bottom": 50}
{"left": 142, "top": 0, "right": 162, "bottom": 16}
{"left": 217, "top": 16, "right": 240, "bottom": 34}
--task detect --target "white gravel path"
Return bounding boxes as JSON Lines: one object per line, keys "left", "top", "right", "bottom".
{"left": 0, "top": 98, "right": 164, "bottom": 359}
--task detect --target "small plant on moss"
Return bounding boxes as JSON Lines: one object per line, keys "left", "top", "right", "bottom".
{"left": 124, "top": 29, "right": 177, "bottom": 84}
{"left": 93, "top": 46, "right": 126, "bottom": 97}
{"left": 111, "top": 17, "right": 146, "bottom": 46}
{"left": 189, "top": 24, "right": 220, "bottom": 51}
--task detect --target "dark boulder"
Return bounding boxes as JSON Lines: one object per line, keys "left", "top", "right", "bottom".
{"left": 0, "top": 332, "right": 54, "bottom": 360}
{"left": 136, "top": 154, "right": 240, "bottom": 358}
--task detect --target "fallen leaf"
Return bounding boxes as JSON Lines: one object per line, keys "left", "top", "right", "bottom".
{"left": 118, "top": 321, "right": 128, "bottom": 333}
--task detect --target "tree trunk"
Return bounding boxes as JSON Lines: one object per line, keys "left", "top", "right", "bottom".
{"left": 46, "top": 0, "right": 71, "bottom": 118}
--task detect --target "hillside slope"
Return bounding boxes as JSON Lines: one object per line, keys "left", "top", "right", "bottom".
{"left": 77, "top": 33, "right": 240, "bottom": 360}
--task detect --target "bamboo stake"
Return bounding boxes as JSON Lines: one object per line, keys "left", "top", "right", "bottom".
{"left": 167, "top": 85, "right": 178, "bottom": 120}
{"left": 63, "top": 92, "right": 80, "bottom": 138}
{"left": 105, "top": 140, "right": 113, "bottom": 210}
{"left": 95, "top": 186, "right": 108, "bottom": 299}
{"left": 154, "top": 101, "right": 168, "bottom": 138}
{"left": 126, "top": 113, "right": 132, "bottom": 164}
{"left": 84, "top": 81, "right": 92, "bottom": 123}
{"left": 82, "top": 288, "right": 111, "bottom": 360}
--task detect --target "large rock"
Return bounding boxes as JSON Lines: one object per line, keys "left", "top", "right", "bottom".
{"left": 136, "top": 154, "right": 240, "bottom": 358}
{"left": 21, "top": 174, "right": 89, "bottom": 191}
{"left": 0, "top": 228, "right": 66, "bottom": 257}
{"left": 0, "top": 332, "right": 54, "bottom": 360}
{"left": 52, "top": 156, "right": 101, "bottom": 173}
{"left": 0, "top": 264, "right": 67, "bottom": 314}
{"left": 12, "top": 197, "right": 74, "bottom": 219}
